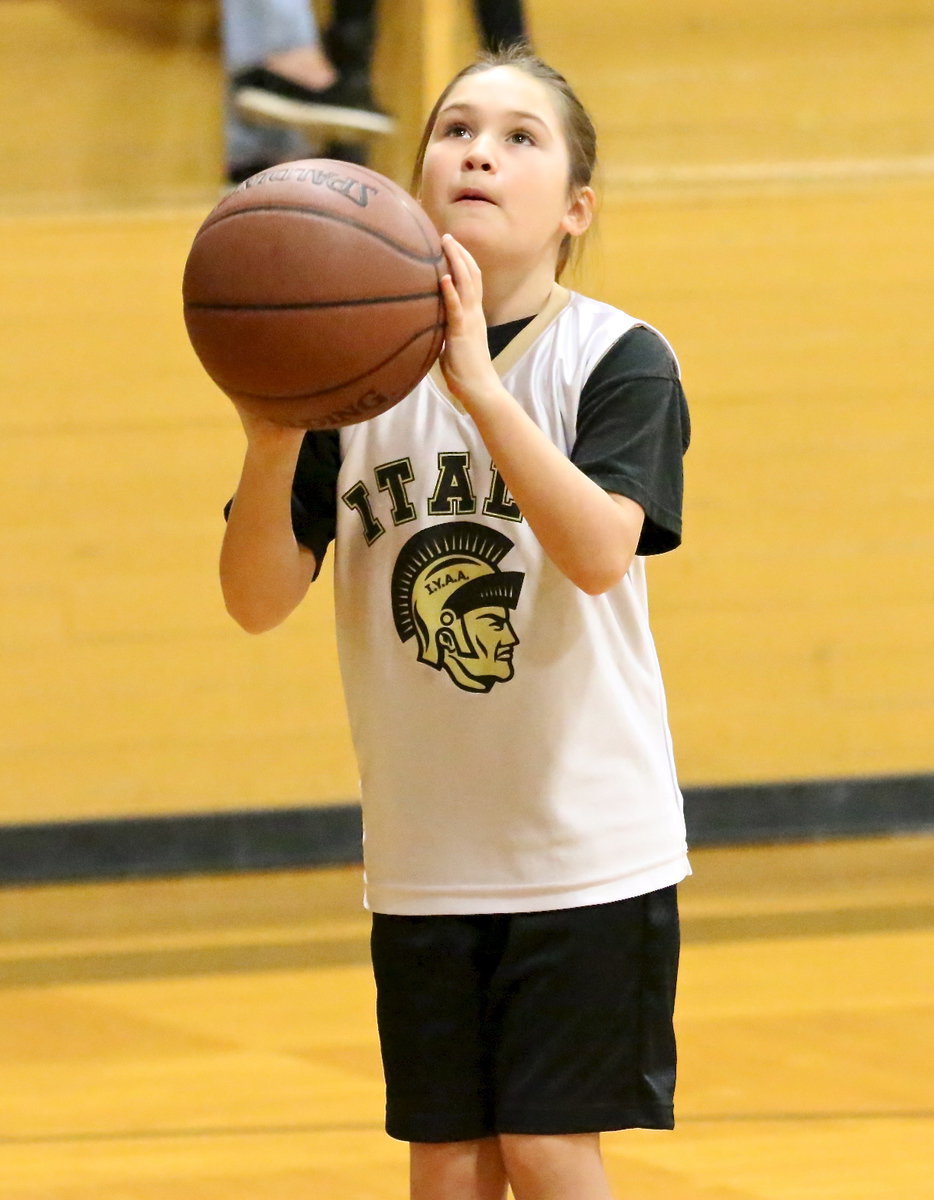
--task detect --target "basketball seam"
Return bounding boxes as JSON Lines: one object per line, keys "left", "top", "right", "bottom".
{"left": 397, "top": 191, "right": 445, "bottom": 260}
{"left": 185, "top": 290, "right": 441, "bottom": 312}
{"left": 395, "top": 197, "right": 447, "bottom": 302}
{"left": 226, "top": 322, "right": 445, "bottom": 402}
{"left": 409, "top": 295, "right": 446, "bottom": 388}
{"left": 196, "top": 204, "right": 445, "bottom": 266}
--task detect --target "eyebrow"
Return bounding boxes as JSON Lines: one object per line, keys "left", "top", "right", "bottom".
{"left": 438, "top": 102, "right": 550, "bottom": 131}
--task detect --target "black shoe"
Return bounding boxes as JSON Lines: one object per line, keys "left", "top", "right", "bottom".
{"left": 232, "top": 67, "right": 394, "bottom": 138}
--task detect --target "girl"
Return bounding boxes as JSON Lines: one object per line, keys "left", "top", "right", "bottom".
{"left": 221, "top": 45, "right": 691, "bottom": 1200}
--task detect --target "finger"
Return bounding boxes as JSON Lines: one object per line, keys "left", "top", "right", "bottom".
{"left": 442, "top": 236, "right": 479, "bottom": 307}
{"left": 445, "top": 236, "right": 484, "bottom": 309}
{"left": 441, "top": 233, "right": 462, "bottom": 272}
{"left": 439, "top": 272, "right": 463, "bottom": 324}
{"left": 454, "top": 238, "right": 481, "bottom": 279}
{"left": 442, "top": 234, "right": 473, "bottom": 281}
{"left": 441, "top": 234, "right": 467, "bottom": 287}
{"left": 444, "top": 234, "right": 480, "bottom": 277}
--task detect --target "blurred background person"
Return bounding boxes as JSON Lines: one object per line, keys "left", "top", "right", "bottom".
{"left": 225, "top": 0, "right": 529, "bottom": 180}
{"left": 222, "top": 0, "right": 393, "bottom": 183}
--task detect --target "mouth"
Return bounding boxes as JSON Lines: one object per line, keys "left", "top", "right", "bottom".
{"left": 454, "top": 189, "right": 496, "bottom": 204}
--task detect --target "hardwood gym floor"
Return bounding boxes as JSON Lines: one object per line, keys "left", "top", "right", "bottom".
{"left": 1, "top": 836, "right": 931, "bottom": 1198}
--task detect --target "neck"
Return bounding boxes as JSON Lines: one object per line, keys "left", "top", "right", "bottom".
{"left": 478, "top": 258, "right": 558, "bottom": 326}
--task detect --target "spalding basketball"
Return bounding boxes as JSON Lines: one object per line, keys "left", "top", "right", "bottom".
{"left": 182, "top": 159, "right": 446, "bottom": 429}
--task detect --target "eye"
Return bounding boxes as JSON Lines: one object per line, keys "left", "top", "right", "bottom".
{"left": 441, "top": 121, "right": 471, "bottom": 139}
{"left": 508, "top": 130, "right": 535, "bottom": 146}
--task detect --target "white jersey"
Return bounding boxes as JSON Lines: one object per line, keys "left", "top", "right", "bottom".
{"left": 334, "top": 286, "right": 690, "bottom": 915}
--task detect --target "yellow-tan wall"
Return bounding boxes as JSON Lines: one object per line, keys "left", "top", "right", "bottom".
{"left": 0, "top": 0, "right": 931, "bottom": 824}
{"left": 0, "top": 1, "right": 222, "bottom": 212}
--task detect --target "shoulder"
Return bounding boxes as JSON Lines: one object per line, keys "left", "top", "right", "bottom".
{"left": 562, "top": 290, "right": 635, "bottom": 337}
{"left": 592, "top": 325, "right": 681, "bottom": 384}
{"left": 574, "top": 313, "right": 691, "bottom": 458}
{"left": 562, "top": 292, "right": 680, "bottom": 380}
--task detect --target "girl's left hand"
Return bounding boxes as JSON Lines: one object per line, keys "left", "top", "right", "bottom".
{"left": 438, "top": 234, "right": 502, "bottom": 412}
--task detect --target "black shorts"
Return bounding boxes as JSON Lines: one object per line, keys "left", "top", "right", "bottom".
{"left": 370, "top": 885, "right": 680, "bottom": 1143}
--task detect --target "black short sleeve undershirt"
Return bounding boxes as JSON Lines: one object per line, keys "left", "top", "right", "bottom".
{"left": 222, "top": 430, "right": 339, "bottom": 574}
{"left": 572, "top": 326, "right": 690, "bottom": 555}
{"left": 290, "top": 429, "right": 341, "bottom": 568}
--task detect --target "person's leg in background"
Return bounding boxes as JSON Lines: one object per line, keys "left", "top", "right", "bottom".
{"left": 321, "top": 0, "right": 530, "bottom": 165}
{"left": 472, "top": 0, "right": 529, "bottom": 50}
{"left": 324, "top": 0, "right": 529, "bottom": 90}
{"left": 221, "top": 0, "right": 320, "bottom": 182}
{"left": 320, "top": 0, "right": 383, "bottom": 165}
{"left": 221, "top": 0, "right": 393, "bottom": 183}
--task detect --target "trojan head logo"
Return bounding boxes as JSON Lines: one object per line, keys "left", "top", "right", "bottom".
{"left": 391, "top": 522, "right": 524, "bottom": 693}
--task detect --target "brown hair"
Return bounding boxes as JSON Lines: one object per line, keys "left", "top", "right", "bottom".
{"left": 411, "top": 45, "right": 597, "bottom": 279}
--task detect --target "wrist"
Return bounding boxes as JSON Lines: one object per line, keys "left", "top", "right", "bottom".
{"left": 462, "top": 378, "right": 513, "bottom": 421}
{"left": 242, "top": 416, "right": 305, "bottom": 456}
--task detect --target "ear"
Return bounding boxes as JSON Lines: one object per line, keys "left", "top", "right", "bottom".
{"left": 561, "top": 185, "right": 595, "bottom": 238}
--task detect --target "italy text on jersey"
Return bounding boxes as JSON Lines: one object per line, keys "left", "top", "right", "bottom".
{"left": 342, "top": 452, "right": 528, "bottom": 695}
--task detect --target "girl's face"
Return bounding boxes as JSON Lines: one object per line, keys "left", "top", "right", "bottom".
{"left": 419, "top": 66, "right": 592, "bottom": 276}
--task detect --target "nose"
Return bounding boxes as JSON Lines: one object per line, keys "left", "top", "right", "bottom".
{"left": 462, "top": 134, "right": 496, "bottom": 173}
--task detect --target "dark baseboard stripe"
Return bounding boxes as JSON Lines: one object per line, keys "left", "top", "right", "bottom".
{"left": 683, "top": 773, "right": 934, "bottom": 845}
{"left": 0, "top": 805, "right": 363, "bottom": 887}
{"left": 0, "top": 774, "right": 931, "bottom": 886}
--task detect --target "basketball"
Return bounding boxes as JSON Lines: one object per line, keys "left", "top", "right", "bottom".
{"left": 182, "top": 159, "right": 446, "bottom": 429}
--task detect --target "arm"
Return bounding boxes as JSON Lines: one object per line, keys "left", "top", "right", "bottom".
{"left": 464, "top": 393, "right": 643, "bottom": 594}
{"left": 220, "top": 413, "right": 317, "bottom": 633}
{"left": 439, "top": 236, "right": 644, "bottom": 595}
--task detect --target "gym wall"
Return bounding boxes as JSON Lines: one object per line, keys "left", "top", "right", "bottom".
{"left": 0, "top": 0, "right": 931, "bottom": 872}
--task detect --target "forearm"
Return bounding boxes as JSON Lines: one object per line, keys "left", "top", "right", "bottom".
{"left": 470, "top": 384, "right": 643, "bottom": 594}
{"left": 220, "top": 432, "right": 316, "bottom": 632}
{"left": 436, "top": 237, "right": 642, "bottom": 591}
